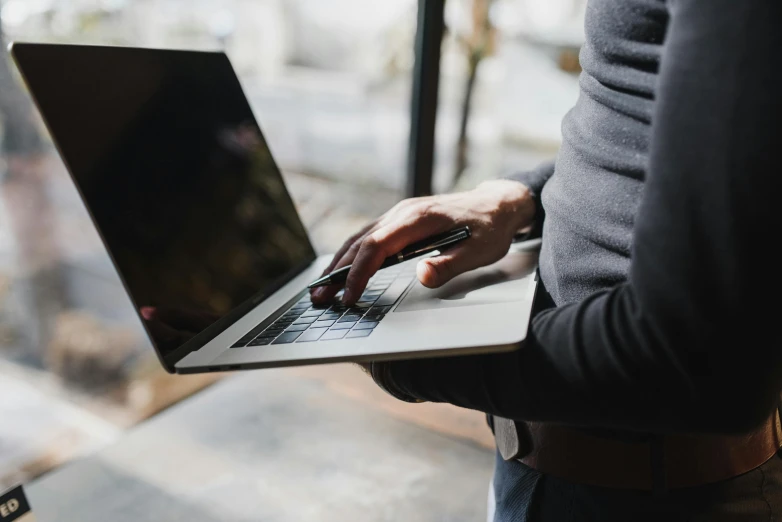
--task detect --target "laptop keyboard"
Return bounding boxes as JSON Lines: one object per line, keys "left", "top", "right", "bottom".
{"left": 230, "top": 264, "right": 416, "bottom": 348}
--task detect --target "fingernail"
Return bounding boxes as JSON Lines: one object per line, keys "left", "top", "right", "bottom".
{"left": 341, "top": 290, "right": 353, "bottom": 304}
{"left": 140, "top": 306, "right": 155, "bottom": 320}
{"left": 311, "top": 288, "right": 324, "bottom": 300}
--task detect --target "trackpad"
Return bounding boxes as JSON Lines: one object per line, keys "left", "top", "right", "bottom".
{"left": 395, "top": 248, "right": 537, "bottom": 313}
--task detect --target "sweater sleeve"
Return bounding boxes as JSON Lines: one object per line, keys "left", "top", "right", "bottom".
{"left": 507, "top": 160, "right": 555, "bottom": 199}
{"left": 381, "top": 0, "right": 782, "bottom": 435}
{"left": 506, "top": 160, "right": 555, "bottom": 238}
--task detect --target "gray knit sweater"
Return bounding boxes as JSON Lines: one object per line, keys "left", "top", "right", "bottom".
{"left": 513, "top": 0, "right": 666, "bottom": 306}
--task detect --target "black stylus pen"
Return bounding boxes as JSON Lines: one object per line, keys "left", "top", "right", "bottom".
{"left": 307, "top": 226, "right": 472, "bottom": 288}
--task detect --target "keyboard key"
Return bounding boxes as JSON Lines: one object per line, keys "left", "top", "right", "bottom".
{"left": 231, "top": 322, "right": 271, "bottom": 346}
{"left": 354, "top": 321, "right": 378, "bottom": 330}
{"left": 314, "top": 319, "right": 336, "bottom": 327}
{"left": 339, "top": 314, "right": 363, "bottom": 323}
{"left": 361, "top": 315, "right": 383, "bottom": 322}
{"left": 292, "top": 316, "right": 319, "bottom": 325}
{"left": 320, "top": 312, "right": 343, "bottom": 320}
{"left": 321, "top": 330, "right": 347, "bottom": 340}
{"left": 356, "top": 300, "right": 376, "bottom": 306}
{"left": 296, "top": 327, "right": 329, "bottom": 342}
{"left": 346, "top": 329, "right": 372, "bottom": 338}
{"left": 247, "top": 337, "right": 272, "bottom": 346}
{"left": 261, "top": 324, "right": 285, "bottom": 335}
{"left": 370, "top": 306, "right": 392, "bottom": 314}
{"left": 285, "top": 323, "right": 309, "bottom": 332}
{"left": 375, "top": 278, "right": 411, "bottom": 306}
{"left": 347, "top": 306, "right": 368, "bottom": 314}
{"left": 272, "top": 331, "right": 303, "bottom": 344}
{"left": 301, "top": 310, "right": 325, "bottom": 318}
{"left": 291, "top": 304, "right": 310, "bottom": 311}
{"left": 330, "top": 322, "right": 355, "bottom": 330}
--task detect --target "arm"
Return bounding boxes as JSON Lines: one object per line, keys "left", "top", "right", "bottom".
{"left": 383, "top": 0, "right": 782, "bottom": 435}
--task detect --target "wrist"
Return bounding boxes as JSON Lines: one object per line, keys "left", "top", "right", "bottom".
{"left": 476, "top": 179, "right": 536, "bottom": 232}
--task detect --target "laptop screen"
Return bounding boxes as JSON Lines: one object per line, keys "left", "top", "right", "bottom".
{"left": 12, "top": 44, "right": 316, "bottom": 367}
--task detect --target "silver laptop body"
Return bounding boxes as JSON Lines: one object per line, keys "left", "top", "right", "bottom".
{"left": 11, "top": 43, "right": 538, "bottom": 374}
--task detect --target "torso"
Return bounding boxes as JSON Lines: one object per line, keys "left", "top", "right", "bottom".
{"left": 540, "top": 0, "right": 669, "bottom": 304}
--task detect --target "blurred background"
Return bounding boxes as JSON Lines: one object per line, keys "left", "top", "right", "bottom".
{"left": 0, "top": 0, "right": 584, "bottom": 490}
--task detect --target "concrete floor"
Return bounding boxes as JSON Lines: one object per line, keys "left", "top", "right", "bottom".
{"left": 27, "top": 367, "right": 496, "bottom": 522}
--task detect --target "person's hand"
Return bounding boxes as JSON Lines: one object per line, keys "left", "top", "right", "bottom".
{"left": 311, "top": 179, "right": 536, "bottom": 305}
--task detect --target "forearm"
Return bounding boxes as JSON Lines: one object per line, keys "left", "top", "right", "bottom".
{"left": 384, "top": 284, "right": 777, "bottom": 435}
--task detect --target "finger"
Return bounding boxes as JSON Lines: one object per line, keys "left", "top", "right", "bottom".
{"left": 321, "top": 221, "right": 377, "bottom": 276}
{"left": 415, "top": 242, "right": 491, "bottom": 288}
{"left": 311, "top": 200, "right": 433, "bottom": 303}
{"left": 310, "top": 282, "right": 344, "bottom": 305}
{"left": 310, "top": 221, "right": 384, "bottom": 304}
{"left": 311, "top": 200, "right": 423, "bottom": 299}
{"left": 342, "top": 213, "right": 451, "bottom": 304}
{"left": 311, "top": 236, "right": 367, "bottom": 303}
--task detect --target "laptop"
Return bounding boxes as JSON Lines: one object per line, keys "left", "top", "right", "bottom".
{"left": 10, "top": 43, "right": 539, "bottom": 374}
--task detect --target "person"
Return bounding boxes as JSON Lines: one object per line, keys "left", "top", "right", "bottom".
{"left": 311, "top": 0, "right": 782, "bottom": 519}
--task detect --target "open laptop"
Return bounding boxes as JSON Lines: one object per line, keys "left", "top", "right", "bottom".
{"left": 10, "top": 43, "right": 539, "bottom": 374}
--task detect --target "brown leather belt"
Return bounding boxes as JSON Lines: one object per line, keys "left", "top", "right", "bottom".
{"left": 514, "top": 412, "right": 782, "bottom": 491}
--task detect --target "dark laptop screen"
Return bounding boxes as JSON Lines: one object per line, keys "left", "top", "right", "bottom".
{"left": 12, "top": 44, "right": 316, "bottom": 367}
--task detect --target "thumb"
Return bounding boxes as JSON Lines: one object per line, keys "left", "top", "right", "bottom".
{"left": 416, "top": 244, "right": 485, "bottom": 288}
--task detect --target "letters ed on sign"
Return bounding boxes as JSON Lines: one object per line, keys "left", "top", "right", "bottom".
{"left": 0, "top": 498, "right": 19, "bottom": 517}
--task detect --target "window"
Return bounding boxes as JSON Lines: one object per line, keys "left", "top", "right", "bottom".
{"left": 0, "top": 0, "right": 585, "bottom": 488}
